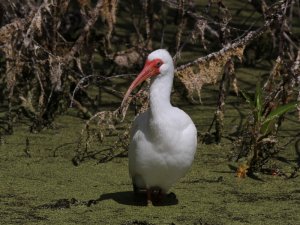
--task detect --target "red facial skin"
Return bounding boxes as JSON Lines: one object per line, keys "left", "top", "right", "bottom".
{"left": 121, "top": 59, "right": 163, "bottom": 108}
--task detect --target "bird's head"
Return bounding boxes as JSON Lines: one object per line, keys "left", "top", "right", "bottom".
{"left": 121, "top": 49, "right": 173, "bottom": 108}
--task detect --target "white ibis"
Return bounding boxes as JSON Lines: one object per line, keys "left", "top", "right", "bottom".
{"left": 121, "top": 49, "right": 197, "bottom": 205}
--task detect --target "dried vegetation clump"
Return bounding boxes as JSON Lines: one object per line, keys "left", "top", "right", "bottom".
{"left": 0, "top": 0, "right": 299, "bottom": 174}
{"left": 176, "top": 45, "right": 244, "bottom": 102}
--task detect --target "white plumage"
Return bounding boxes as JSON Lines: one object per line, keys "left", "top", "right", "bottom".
{"left": 121, "top": 49, "right": 197, "bottom": 204}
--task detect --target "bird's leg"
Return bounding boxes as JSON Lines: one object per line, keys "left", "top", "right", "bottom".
{"left": 146, "top": 189, "right": 152, "bottom": 206}
{"left": 133, "top": 184, "right": 139, "bottom": 195}
{"left": 157, "top": 189, "right": 165, "bottom": 202}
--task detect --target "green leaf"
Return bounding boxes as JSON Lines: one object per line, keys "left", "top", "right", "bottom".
{"left": 262, "top": 102, "right": 298, "bottom": 125}
{"left": 240, "top": 90, "right": 254, "bottom": 108}
{"left": 255, "top": 82, "right": 262, "bottom": 122}
{"left": 261, "top": 119, "right": 276, "bottom": 135}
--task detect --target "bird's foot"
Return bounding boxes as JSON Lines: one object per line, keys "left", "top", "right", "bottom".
{"left": 146, "top": 188, "right": 163, "bottom": 206}
{"left": 134, "top": 187, "right": 176, "bottom": 206}
{"left": 149, "top": 188, "right": 171, "bottom": 205}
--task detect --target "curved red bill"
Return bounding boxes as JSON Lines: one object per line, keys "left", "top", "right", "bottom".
{"left": 121, "top": 59, "right": 162, "bottom": 108}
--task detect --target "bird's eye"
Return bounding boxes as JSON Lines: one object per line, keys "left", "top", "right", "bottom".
{"left": 156, "top": 61, "right": 162, "bottom": 68}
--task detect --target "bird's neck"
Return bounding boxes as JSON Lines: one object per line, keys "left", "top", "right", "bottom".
{"left": 149, "top": 72, "right": 173, "bottom": 117}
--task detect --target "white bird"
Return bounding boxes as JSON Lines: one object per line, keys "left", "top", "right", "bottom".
{"left": 121, "top": 49, "right": 197, "bottom": 205}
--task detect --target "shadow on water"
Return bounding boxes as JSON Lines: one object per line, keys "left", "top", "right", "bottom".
{"left": 36, "top": 191, "right": 178, "bottom": 210}
{"left": 90, "top": 191, "right": 178, "bottom": 207}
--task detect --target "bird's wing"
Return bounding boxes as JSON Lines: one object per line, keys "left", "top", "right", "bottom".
{"left": 128, "top": 111, "right": 150, "bottom": 184}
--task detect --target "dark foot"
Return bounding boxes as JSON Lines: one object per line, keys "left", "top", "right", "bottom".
{"left": 151, "top": 190, "right": 178, "bottom": 206}
{"left": 147, "top": 189, "right": 152, "bottom": 206}
{"left": 132, "top": 186, "right": 177, "bottom": 205}
{"left": 133, "top": 184, "right": 139, "bottom": 195}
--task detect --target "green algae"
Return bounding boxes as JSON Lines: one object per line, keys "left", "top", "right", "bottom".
{"left": 1, "top": 130, "right": 299, "bottom": 225}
